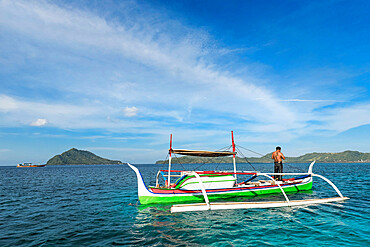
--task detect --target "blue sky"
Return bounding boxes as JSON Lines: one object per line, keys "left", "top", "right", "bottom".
{"left": 0, "top": 0, "right": 369, "bottom": 165}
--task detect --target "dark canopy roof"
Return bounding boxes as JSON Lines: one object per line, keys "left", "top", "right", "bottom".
{"left": 170, "top": 149, "right": 236, "bottom": 157}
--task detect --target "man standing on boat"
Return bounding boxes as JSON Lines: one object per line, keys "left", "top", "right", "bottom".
{"left": 272, "top": 146, "right": 285, "bottom": 181}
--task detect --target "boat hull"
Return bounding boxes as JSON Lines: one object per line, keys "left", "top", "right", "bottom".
{"left": 140, "top": 181, "right": 312, "bottom": 204}
{"left": 17, "top": 164, "right": 46, "bottom": 167}
{"left": 127, "top": 163, "right": 313, "bottom": 205}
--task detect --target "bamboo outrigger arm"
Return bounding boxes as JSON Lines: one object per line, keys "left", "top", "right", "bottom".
{"left": 192, "top": 171, "right": 211, "bottom": 210}
{"left": 259, "top": 173, "right": 291, "bottom": 205}
{"left": 186, "top": 171, "right": 294, "bottom": 211}
{"left": 128, "top": 159, "right": 349, "bottom": 213}
{"left": 171, "top": 161, "right": 349, "bottom": 213}
{"left": 312, "top": 173, "right": 345, "bottom": 198}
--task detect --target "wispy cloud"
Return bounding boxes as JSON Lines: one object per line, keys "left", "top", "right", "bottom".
{"left": 0, "top": 95, "right": 18, "bottom": 112}
{"left": 87, "top": 147, "right": 155, "bottom": 152}
{"left": 0, "top": 0, "right": 296, "bottom": 130}
{"left": 321, "top": 103, "right": 370, "bottom": 132}
{"left": 0, "top": 0, "right": 368, "bottom": 164}
{"left": 279, "top": 99, "right": 343, "bottom": 103}
{"left": 0, "top": 94, "right": 101, "bottom": 128}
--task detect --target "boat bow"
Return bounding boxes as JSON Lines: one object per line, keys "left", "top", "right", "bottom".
{"left": 127, "top": 163, "right": 152, "bottom": 198}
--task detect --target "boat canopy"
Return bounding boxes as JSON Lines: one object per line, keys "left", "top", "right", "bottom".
{"left": 170, "top": 149, "right": 236, "bottom": 157}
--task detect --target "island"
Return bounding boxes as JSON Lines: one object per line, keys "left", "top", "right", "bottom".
{"left": 47, "top": 148, "right": 123, "bottom": 165}
{"left": 156, "top": 150, "right": 370, "bottom": 164}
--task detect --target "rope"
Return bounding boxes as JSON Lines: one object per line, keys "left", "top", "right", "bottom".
{"left": 159, "top": 153, "right": 169, "bottom": 170}
{"left": 237, "top": 146, "right": 265, "bottom": 157}
{"left": 235, "top": 146, "right": 257, "bottom": 171}
{"left": 193, "top": 145, "right": 232, "bottom": 171}
{"left": 172, "top": 153, "right": 186, "bottom": 170}
{"left": 213, "top": 145, "right": 234, "bottom": 171}
{"left": 216, "top": 145, "right": 233, "bottom": 152}
{"left": 237, "top": 145, "right": 306, "bottom": 173}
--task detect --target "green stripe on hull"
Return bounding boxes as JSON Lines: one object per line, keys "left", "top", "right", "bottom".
{"left": 139, "top": 181, "right": 313, "bottom": 204}
{"left": 175, "top": 174, "right": 234, "bottom": 188}
{"left": 181, "top": 179, "right": 236, "bottom": 187}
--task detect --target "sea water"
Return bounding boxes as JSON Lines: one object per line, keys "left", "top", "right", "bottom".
{"left": 0, "top": 163, "right": 369, "bottom": 246}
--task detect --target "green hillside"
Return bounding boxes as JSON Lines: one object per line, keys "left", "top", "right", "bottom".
{"left": 286, "top": 150, "right": 370, "bottom": 163}
{"left": 156, "top": 150, "right": 370, "bottom": 164}
{"left": 47, "top": 148, "right": 123, "bottom": 165}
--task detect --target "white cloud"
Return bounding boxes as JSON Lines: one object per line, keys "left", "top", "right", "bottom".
{"left": 30, "top": 118, "right": 48, "bottom": 126}
{"left": 123, "top": 106, "right": 138, "bottom": 117}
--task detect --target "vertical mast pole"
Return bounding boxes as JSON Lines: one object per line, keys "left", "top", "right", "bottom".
{"left": 231, "top": 131, "right": 237, "bottom": 181}
{"left": 168, "top": 134, "right": 172, "bottom": 187}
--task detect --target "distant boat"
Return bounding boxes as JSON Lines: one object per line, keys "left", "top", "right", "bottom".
{"left": 17, "top": 163, "right": 46, "bottom": 168}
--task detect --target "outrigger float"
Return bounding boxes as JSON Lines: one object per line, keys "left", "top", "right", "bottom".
{"left": 128, "top": 132, "right": 349, "bottom": 213}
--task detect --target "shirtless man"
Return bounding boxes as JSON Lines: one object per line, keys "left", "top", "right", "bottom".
{"left": 272, "top": 146, "right": 285, "bottom": 181}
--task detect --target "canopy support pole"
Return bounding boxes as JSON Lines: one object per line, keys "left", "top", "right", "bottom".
{"left": 168, "top": 134, "right": 172, "bottom": 187}
{"left": 231, "top": 131, "right": 237, "bottom": 182}
{"left": 155, "top": 170, "right": 161, "bottom": 187}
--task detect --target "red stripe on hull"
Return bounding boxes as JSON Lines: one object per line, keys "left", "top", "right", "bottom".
{"left": 160, "top": 170, "right": 256, "bottom": 175}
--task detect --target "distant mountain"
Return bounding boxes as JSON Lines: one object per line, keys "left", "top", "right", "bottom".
{"left": 286, "top": 150, "right": 370, "bottom": 163}
{"left": 47, "top": 148, "right": 123, "bottom": 165}
{"left": 156, "top": 150, "right": 370, "bottom": 164}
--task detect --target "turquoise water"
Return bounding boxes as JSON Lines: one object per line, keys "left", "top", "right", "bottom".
{"left": 0, "top": 163, "right": 369, "bottom": 246}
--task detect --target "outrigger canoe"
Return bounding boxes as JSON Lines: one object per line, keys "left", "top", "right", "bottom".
{"left": 128, "top": 131, "right": 349, "bottom": 213}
